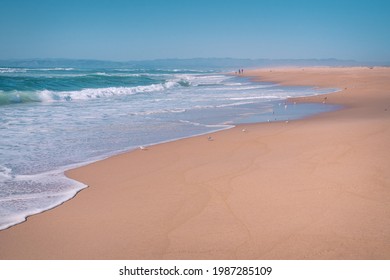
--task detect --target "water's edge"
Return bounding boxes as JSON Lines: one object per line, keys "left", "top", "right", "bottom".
{"left": 0, "top": 74, "right": 341, "bottom": 232}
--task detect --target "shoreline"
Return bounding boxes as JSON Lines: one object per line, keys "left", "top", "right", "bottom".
{"left": 0, "top": 72, "right": 338, "bottom": 232}
{"left": 1, "top": 66, "right": 389, "bottom": 259}
{"left": 0, "top": 126, "right": 234, "bottom": 232}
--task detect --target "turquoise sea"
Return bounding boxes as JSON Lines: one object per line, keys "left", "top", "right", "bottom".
{"left": 0, "top": 66, "right": 338, "bottom": 230}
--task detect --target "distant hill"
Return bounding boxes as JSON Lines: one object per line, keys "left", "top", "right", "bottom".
{"left": 0, "top": 58, "right": 384, "bottom": 70}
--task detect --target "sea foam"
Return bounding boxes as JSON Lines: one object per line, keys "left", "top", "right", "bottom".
{"left": 0, "top": 67, "right": 339, "bottom": 230}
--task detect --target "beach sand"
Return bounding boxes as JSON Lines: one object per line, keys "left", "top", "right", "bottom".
{"left": 0, "top": 67, "right": 389, "bottom": 259}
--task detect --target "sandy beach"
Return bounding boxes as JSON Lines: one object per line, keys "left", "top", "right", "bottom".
{"left": 0, "top": 67, "right": 389, "bottom": 259}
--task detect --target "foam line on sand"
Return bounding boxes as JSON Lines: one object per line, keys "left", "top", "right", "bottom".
{"left": 1, "top": 67, "right": 389, "bottom": 259}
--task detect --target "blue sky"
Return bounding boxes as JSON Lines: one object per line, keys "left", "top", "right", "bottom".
{"left": 0, "top": 0, "right": 389, "bottom": 62}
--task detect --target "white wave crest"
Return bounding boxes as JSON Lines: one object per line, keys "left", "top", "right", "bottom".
{"left": 0, "top": 166, "right": 13, "bottom": 182}
{"left": 0, "top": 68, "right": 27, "bottom": 73}
{"left": 179, "top": 120, "right": 232, "bottom": 129}
{"left": 33, "top": 68, "right": 75, "bottom": 71}
{"left": 227, "top": 95, "right": 279, "bottom": 101}
{"left": 133, "top": 108, "right": 186, "bottom": 116}
{"left": 95, "top": 72, "right": 141, "bottom": 77}
{"left": 216, "top": 101, "right": 258, "bottom": 108}
{"left": 0, "top": 67, "right": 74, "bottom": 74}
{"left": 36, "top": 81, "right": 179, "bottom": 102}
{"left": 174, "top": 74, "right": 228, "bottom": 87}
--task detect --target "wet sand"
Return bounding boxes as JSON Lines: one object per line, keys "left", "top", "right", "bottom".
{"left": 1, "top": 67, "right": 389, "bottom": 259}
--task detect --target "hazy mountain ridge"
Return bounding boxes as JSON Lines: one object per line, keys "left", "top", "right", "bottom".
{"left": 0, "top": 58, "right": 385, "bottom": 70}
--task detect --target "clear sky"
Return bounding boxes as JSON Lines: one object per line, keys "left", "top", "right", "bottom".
{"left": 0, "top": 0, "right": 389, "bottom": 62}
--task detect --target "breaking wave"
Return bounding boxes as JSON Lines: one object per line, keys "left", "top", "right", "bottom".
{"left": 0, "top": 81, "right": 182, "bottom": 105}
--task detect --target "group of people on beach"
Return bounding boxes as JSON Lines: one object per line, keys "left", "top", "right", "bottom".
{"left": 238, "top": 69, "right": 244, "bottom": 74}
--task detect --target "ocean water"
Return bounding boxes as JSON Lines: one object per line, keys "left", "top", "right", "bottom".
{"left": 0, "top": 67, "right": 338, "bottom": 230}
